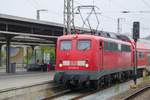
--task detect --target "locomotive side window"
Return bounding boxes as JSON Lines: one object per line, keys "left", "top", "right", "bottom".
{"left": 77, "top": 40, "right": 91, "bottom": 50}
{"left": 104, "top": 41, "right": 131, "bottom": 52}
{"left": 60, "top": 40, "right": 72, "bottom": 50}
{"left": 112, "top": 43, "right": 118, "bottom": 51}
{"left": 104, "top": 41, "right": 119, "bottom": 52}
{"left": 121, "top": 44, "right": 131, "bottom": 52}
{"left": 104, "top": 41, "right": 108, "bottom": 51}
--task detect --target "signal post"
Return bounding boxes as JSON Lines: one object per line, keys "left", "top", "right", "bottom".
{"left": 133, "top": 21, "right": 140, "bottom": 86}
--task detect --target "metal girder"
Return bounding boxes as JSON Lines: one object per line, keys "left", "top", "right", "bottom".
{"left": 0, "top": 22, "right": 63, "bottom": 35}
{"left": 0, "top": 13, "right": 64, "bottom": 28}
{"left": 0, "top": 38, "right": 55, "bottom": 45}
{"left": 0, "top": 31, "right": 58, "bottom": 39}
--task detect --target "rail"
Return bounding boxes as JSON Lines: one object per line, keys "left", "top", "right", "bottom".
{"left": 0, "top": 81, "right": 53, "bottom": 93}
{"left": 71, "top": 79, "right": 132, "bottom": 100}
{"left": 124, "top": 84, "right": 150, "bottom": 100}
{"left": 0, "top": 81, "right": 60, "bottom": 100}
{"left": 70, "top": 89, "right": 100, "bottom": 100}
{"left": 42, "top": 89, "right": 71, "bottom": 100}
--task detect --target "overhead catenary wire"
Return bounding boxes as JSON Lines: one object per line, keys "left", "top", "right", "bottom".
{"left": 74, "top": 0, "right": 130, "bottom": 32}
{"left": 33, "top": 0, "right": 41, "bottom": 8}
{"left": 93, "top": 0, "right": 95, "bottom": 6}
{"left": 25, "top": 0, "right": 38, "bottom": 9}
{"left": 25, "top": 0, "right": 64, "bottom": 22}
{"left": 141, "top": 0, "right": 150, "bottom": 9}
{"left": 74, "top": 0, "right": 149, "bottom": 35}
{"left": 74, "top": 0, "right": 83, "bottom": 6}
{"left": 25, "top": 0, "right": 149, "bottom": 34}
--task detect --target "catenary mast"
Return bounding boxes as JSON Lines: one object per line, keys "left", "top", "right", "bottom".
{"left": 64, "top": 0, "right": 75, "bottom": 35}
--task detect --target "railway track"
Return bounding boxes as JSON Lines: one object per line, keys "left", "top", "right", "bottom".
{"left": 43, "top": 83, "right": 119, "bottom": 100}
{"left": 0, "top": 81, "right": 65, "bottom": 100}
{"left": 43, "top": 87, "right": 111, "bottom": 100}
{"left": 42, "top": 78, "right": 136, "bottom": 100}
{"left": 123, "top": 84, "right": 150, "bottom": 100}
{"left": 43, "top": 89, "right": 71, "bottom": 100}
{"left": 70, "top": 89, "right": 102, "bottom": 100}
{"left": 42, "top": 76, "right": 146, "bottom": 100}
{"left": 42, "top": 89, "right": 90, "bottom": 100}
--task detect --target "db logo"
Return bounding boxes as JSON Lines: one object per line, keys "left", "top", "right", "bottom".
{"left": 70, "top": 61, "right": 77, "bottom": 66}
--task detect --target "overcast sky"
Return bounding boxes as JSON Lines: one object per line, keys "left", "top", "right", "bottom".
{"left": 0, "top": 0, "right": 150, "bottom": 38}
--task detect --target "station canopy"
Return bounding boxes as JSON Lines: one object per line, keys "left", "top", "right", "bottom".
{"left": 0, "top": 13, "right": 64, "bottom": 45}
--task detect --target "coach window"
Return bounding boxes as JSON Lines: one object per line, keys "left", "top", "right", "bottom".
{"left": 77, "top": 40, "right": 91, "bottom": 50}
{"left": 60, "top": 40, "right": 72, "bottom": 50}
{"left": 126, "top": 45, "right": 131, "bottom": 52}
{"left": 139, "top": 52, "right": 142, "bottom": 59}
{"left": 143, "top": 52, "right": 145, "bottom": 58}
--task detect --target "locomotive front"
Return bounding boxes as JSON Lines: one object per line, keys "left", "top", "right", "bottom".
{"left": 54, "top": 34, "right": 100, "bottom": 89}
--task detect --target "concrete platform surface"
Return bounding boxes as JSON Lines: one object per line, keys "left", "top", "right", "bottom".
{"left": 0, "top": 71, "right": 55, "bottom": 90}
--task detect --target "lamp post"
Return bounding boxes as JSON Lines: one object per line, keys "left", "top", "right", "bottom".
{"left": 36, "top": 9, "right": 48, "bottom": 20}
{"left": 117, "top": 18, "right": 125, "bottom": 34}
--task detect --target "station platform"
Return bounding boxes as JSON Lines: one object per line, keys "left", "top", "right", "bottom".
{"left": 0, "top": 71, "right": 55, "bottom": 91}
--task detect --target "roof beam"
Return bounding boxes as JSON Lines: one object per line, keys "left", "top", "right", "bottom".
{"left": 0, "top": 30, "right": 58, "bottom": 39}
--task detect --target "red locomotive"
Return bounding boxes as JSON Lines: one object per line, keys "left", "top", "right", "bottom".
{"left": 54, "top": 31, "right": 150, "bottom": 89}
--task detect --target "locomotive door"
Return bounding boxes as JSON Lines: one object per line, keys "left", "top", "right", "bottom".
{"left": 99, "top": 41, "right": 103, "bottom": 69}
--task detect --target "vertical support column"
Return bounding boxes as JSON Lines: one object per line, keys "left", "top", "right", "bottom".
{"left": 117, "top": 18, "right": 120, "bottom": 33}
{"left": 42, "top": 49, "right": 44, "bottom": 63}
{"left": 54, "top": 41, "right": 57, "bottom": 70}
{"left": 34, "top": 50, "right": 36, "bottom": 64}
{"left": 6, "top": 36, "right": 11, "bottom": 73}
{"left": 37, "top": 10, "right": 40, "bottom": 20}
{"left": 0, "top": 44, "right": 2, "bottom": 67}
{"left": 54, "top": 46, "right": 56, "bottom": 62}
{"left": 54, "top": 40, "right": 57, "bottom": 64}
{"left": 26, "top": 47, "right": 29, "bottom": 71}
{"left": 31, "top": 45, "right": 35, "bottom": 64}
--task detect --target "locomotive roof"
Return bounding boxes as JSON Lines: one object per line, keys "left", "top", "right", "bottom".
{"left": 82, "top": 31, "right": 131, "bottom": 41}
{"left": 59, "top": 34, "right": 131, "bottom": 45}
{"left": 59, "top": 34, "right": 150, "bottom": 50}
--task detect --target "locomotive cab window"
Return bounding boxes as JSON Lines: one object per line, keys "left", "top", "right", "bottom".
{"left": 77, "top": 40, "right": 91, "bottom": 50}
{"left": 60, "top": 40, "right": 72, "bottom": 50}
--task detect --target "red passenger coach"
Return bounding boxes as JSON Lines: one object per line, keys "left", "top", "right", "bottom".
{"left": 54, "top": 33, "right": 135, "bottom": 89}
{"left": 134, "top": 40, "right": 150, "bottom": 71}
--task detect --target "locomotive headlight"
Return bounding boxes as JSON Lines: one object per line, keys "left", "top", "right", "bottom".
{"left": 85, "top": 64, "right": 89, "bottom": 68}
{"left": 59, "top": 64, "right": 63, "bottom": 67}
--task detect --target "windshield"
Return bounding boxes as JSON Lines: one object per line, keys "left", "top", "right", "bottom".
{"left": 60, "top": 40, "right": 72, "bottom": 50}
{"left": 77, "top": 40, "right": 91, "bottom": 50}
